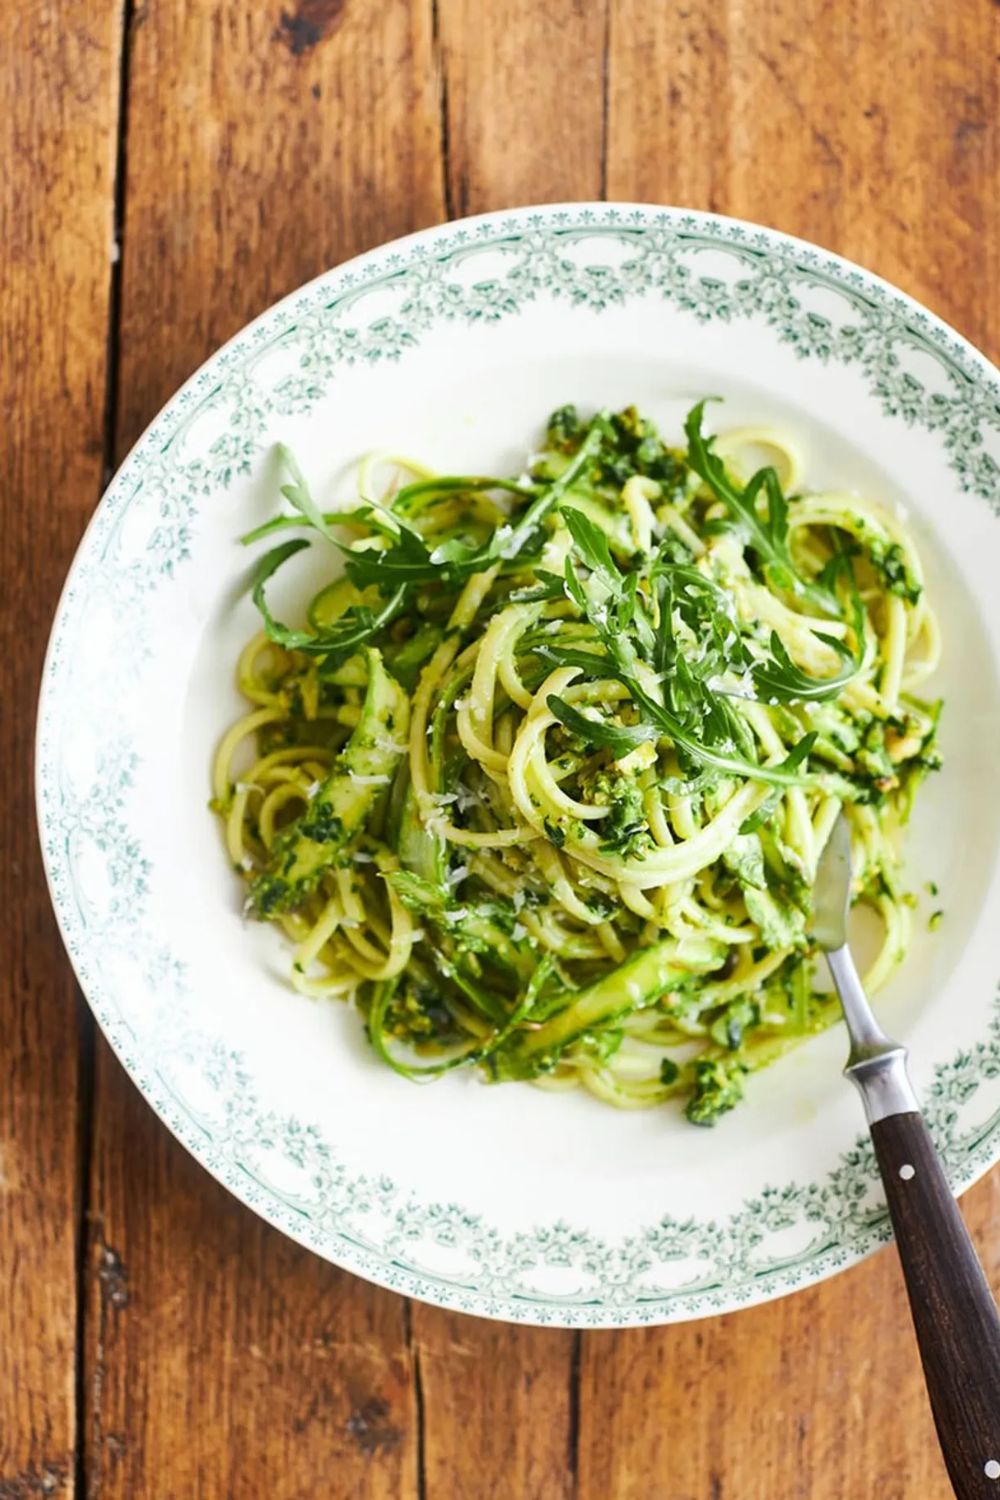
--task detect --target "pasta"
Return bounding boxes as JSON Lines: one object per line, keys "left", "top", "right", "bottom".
{"left": 212, "top": 401, "right": 941, "bottom": 1124}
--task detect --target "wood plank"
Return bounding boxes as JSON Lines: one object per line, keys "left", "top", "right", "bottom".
{"left": 581, "top": 2, "right": 1000, "bottom": 1496}
{"left": 436, "top": 0, "right": 608, "bottom": 215}
{"left": 88, "top": 1069, "right": 418, "bottom": 1499}
{"left": 85, "top": 3, "right": 444, "bottom": 1495}
{"left": 408, "top": 6, "right": 610, "bottom": 1492}
{"left": 577, "top": 1179, "right": 1000, "bottom": 1500}
{"left": 115, "top": 0, "right": 446, "bottom": 457}
{"left": 606, "top": 0, "right": 1000, "bottom": 357}
{"left": 415, "top": 1316, "right": 576, "bottom": 1500}
{"left": 0, "top": 2, "right": 123, "bottom": 1492}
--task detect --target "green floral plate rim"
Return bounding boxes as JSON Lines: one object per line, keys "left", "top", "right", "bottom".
{"left": 36, "top": 203, "right": 1000, "bottom": 1325}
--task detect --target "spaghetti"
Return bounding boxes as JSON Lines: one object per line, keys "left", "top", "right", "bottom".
{"left": 212, "top": 402, "right": 941, "bottom": 1124}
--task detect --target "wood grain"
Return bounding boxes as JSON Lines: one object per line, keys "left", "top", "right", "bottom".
{"left": 436, "top": 0, "right": 609, "bottom": 215}
{"left": 114, "top": 0, "right": 446, "bottom": 456}
{"left": 606, "top": 0, "right": 1000, "bottom": 358}
{"left": 0, "top": 2, "right": 123, "bottom": 1492}
{"left": 576, "top": 1180, "right": 1000, "bottom": 1500}
{"left": 581, "top": 4, "right": 1000, "bottom": 1497}
{"left": 6, "top": 1, "right": 1000, "bottom": 1496}
{"left": 416, "top": 1314, "right": 576, "bottom": 1500}
{"left": 84, "top": 3, "right": 442, "bottom": 1496}
{"left": 87, "top": 1069, "right": 418, "bottom": 1499}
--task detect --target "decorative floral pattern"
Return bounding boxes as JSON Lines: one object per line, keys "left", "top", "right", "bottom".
{"left": 36, "top": 205, "right": 1000, "bottom": 1325}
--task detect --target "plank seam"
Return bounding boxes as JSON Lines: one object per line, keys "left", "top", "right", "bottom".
{"left": 568, "top": 1330, "right": 582, "bottom": 1497}
{"left": 431, "top": 0, "right": 456, "bottom": 221}
{"left": 599, "top": 0, "right": 610, "bottom": 201}
{"left": 404, "top": 1300, "right": 428, "bottom": 1500}
{"left": 77, "top": 2, "right": 135, "bottom": 1493}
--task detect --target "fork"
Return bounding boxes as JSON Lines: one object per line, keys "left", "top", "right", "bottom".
{"left": 814, "top": 813, "right": 1000, "bottom": 1497}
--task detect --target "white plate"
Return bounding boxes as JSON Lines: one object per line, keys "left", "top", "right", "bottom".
{"left": 37, "top": 204, "right": 1000, "bottom": 1327}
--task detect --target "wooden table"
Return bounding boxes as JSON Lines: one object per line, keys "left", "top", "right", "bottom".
{"left": 4, "top": 2, "right": 999, "bottom": 1495}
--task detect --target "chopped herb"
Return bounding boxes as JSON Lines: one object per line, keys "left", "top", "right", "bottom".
{"left": 685, "top": 1058, "right": 747, "bottom": 1126}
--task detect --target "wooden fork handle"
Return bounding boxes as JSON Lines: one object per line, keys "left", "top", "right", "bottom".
{"left": 871, "top": 1111, "right": 1000, "bottom": 1498}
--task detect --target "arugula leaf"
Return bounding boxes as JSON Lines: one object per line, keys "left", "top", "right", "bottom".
{"left": 254, "top": 418, "right": 609, "bottom": 607}
{"left": 248, "top": 539, "right": 312, "bottom": 641}
{"left": 736, "top": 736, "right": 818, "bottom": 834}
{"left": 478, "top": 954, "right": 560, "bottom": 1063}
{"left": 307, "top": 587, "right": 409, "bottom": 667}
{"left": 246, "top": 448, "right": 438, "bottom": 593}
{"left": 751, "top": 630, "right": 859, "bottom": 703}
{"left": 249, "top": 538, "right": 408, "bottom": 665}
{"left": 779, "top": 731, "right": 817, "bottom": 773}
{"left": 546, "top": 695, "right": 658, "bottom": 756}
{"left": 561, "top": 506, "right": 654, "bottom": 666}
{"left": 561, "top": 505, "right": 620, "bottom": 582}
{"left": 562, "top": 554, "right": 589, "bottom": 612}
{"left": 535, "top": 642, "right": 618, "bottom": 676}
{"left": 343, "top": 525, "right": 437, "bottom": 588}
{"left": 500, "top": 413, "right": 610, "bottom": 555}
{"left": 244, "top": 455, "right": 531, "bottom": 548}
{"left": 275, "top": 444, "right": 339, "bottom": 542}
{"left": 684, "top": 401, "right": 836, "bottom": 613}
{"left": 241, "top": 507, "right": 398, "bottom": 545}
{"left": 508, "top": 570, "right": 570, "bottom": 604}
{"left": 749, "top": 540, "right": 866, "bottom": 704}
{"left": 553, "top": 501, "right": 837, "bottom": 789}
{"left": 817, "top": 542, "right": 864, "bottom": 627}
{"left": 347, "top": 413, "right": 610, "bottom": 592}
{"left": 622, "top": 675, "right": 811, "bottom": 787}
